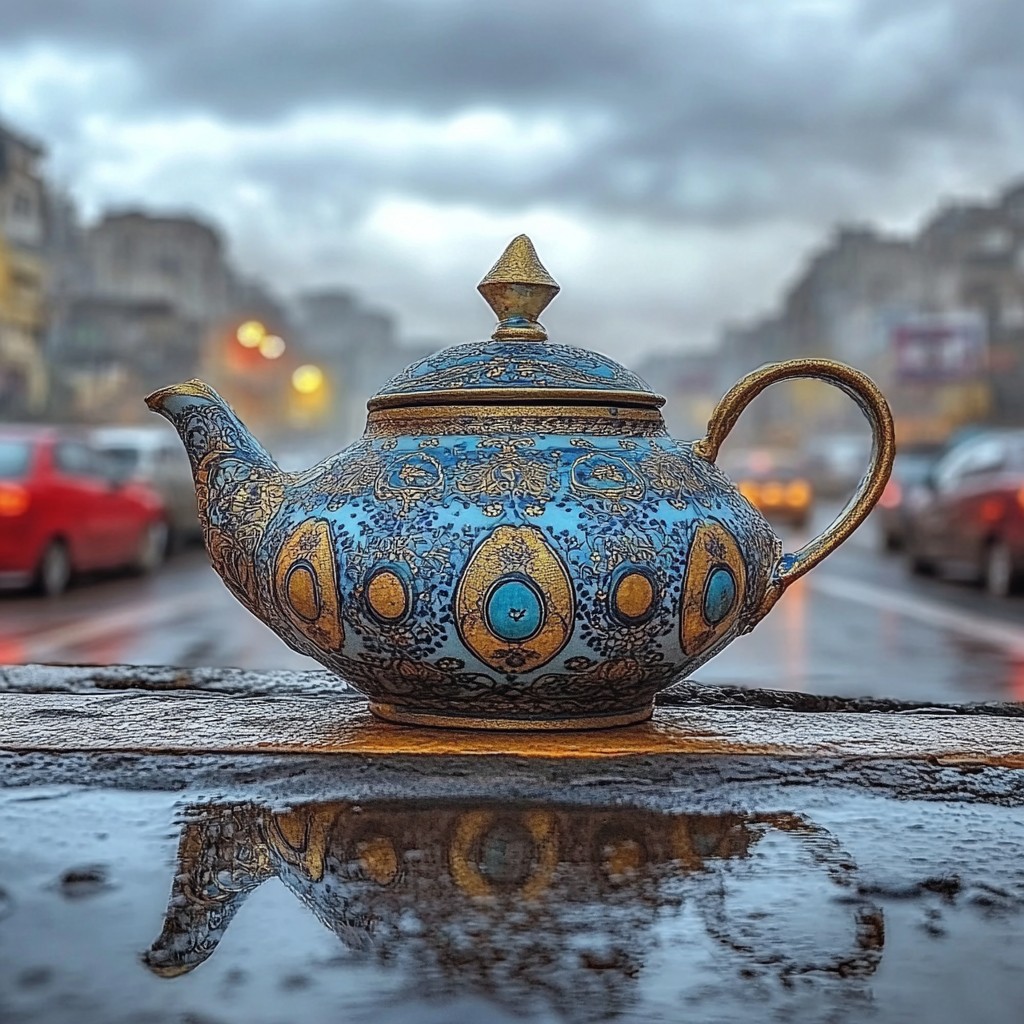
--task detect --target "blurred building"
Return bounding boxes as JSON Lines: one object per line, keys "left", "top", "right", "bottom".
{"left": 709, "top": 181, "right": 1024, "bottom": 447}
{"left": 87, "top": 211, "right": 231, "bottom": 322}
{"left": 58, "top": 297, "right": 204, "bottom": 422}
{"left": 51, "top": 210, "right": 234, "bottom": 420}
{"left": 633, "top": 348, "right": 720, "bottom": 440}
{"left": 0, "top": 122, "right": 49, "bottom": 418}
{"left": 293, "top": 289, "right": 432, "bottom": 440}
{"left": 914, "top": 185, "right": 1024, "bottom": 428}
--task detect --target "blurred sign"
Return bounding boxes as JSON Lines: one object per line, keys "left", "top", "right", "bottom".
{"left": 891, "top": 312, "right": 986, "bottom": 382}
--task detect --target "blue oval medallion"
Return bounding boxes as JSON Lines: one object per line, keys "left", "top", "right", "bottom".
{"left": 485, "top": 576, "right": 545, "bottom": 643}
{"left": 703, "top": 567, "right": 737, "bottom": 626}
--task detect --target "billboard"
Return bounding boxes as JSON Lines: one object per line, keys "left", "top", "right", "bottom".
{"left": 890, "top": 311, "right": 987, "bottom": 383}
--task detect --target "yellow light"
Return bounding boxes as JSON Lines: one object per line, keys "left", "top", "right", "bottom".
{"left": 259, "top": 334, "right": 286, "bottom": 359}
{"left": 236, "top": 320, "right": 265, "bottom": 348}
{"left": 760, "top": 482, "right": 784, "bottom": 506}
{"left": 785, "top": 480, "right": 811, "bottom": 507}
{"left": 292, "top": 364, "right": 324, "bottom": 394}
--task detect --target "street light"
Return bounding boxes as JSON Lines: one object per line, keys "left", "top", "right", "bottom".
{"left": 291, "top": 364, "right": 324, "bottom": 394}
{"left": 259, "top": 334, "right": 286, "bottom": 359}
{"left": 236, "top": 320, "right": 265, "bottom": 348}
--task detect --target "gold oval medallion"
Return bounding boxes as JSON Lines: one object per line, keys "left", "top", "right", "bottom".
{"left": 454, "top": 525, "right": 574, "bottom": 673}
{"left": 285, "top": 564, "right": 320, "bottom": 622}
{"left": 611, "top": 570, "right": 656, "bottom": 624}
{"left": 273, "top": 518, "right": 344, "bottom": 649}
{"left": 365, "top": 568, "right": 410, "bottom": 624}
{"left": 681, "top": 521, "right": 746, "bottom": 657}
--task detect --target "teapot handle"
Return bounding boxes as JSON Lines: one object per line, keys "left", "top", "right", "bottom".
{"left": 693, "top": 358, "right": 895, "bottom": 614}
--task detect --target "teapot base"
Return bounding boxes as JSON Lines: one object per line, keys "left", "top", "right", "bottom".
{"left": 369, "top": 702, "right": 654, "bottom": 732}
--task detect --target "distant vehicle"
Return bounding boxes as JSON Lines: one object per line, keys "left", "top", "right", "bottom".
{"left": 876, "top": 444, "right": 946, "bottom": 551}
{"left": 92, "top": 425, "right": 200, "bottom": 549}
{"left": 723, "top": 449, "right": 814, "bottom": 529}
{"left": 0, "top": 427, "right": 168, "bottom": 596}
{"left": 904, "top": 429, "right": 1024, "bottom": 596}
{"left": 804, "top": 433, "right": 873, "bottom": 497}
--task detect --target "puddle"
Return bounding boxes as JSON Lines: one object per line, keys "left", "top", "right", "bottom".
{"left": 1, "top": 785, "right": 1023, "bottom": 1022}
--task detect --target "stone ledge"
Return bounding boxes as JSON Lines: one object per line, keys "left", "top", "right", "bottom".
{"left": 2, "top": 687, "right": 1023, "bottom": 766}
{"left": 3, "top": 662, "right": 1024, "bottom": 717}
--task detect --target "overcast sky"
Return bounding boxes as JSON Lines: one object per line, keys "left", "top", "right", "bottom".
{"left": 1, "top": 0, "right": 1023, "bottom": 358}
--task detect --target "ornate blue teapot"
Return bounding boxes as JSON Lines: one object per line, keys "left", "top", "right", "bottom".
{"left": 147, "top": 236, "right": 894, "bottom": 730}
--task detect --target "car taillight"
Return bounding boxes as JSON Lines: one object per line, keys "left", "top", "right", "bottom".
{"left": 879, "top": 480, "right": 902, "bottom": 509}
{"left": 0, "top": 483, "right": 29, "bottom": 516}
{"left": 981, "top": 498, "right": 1004, "bottom": 524}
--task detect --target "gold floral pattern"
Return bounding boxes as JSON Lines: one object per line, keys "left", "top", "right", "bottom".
{"left": 455, "top": 437, "right": 558, "bottom": 504}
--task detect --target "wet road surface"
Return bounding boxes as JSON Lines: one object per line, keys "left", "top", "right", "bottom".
{"left": 2, "top": 506, "right": 1024, "bottom": 702}
{"left": 3, "top": 751, "right": 1024, "bottom": 1024}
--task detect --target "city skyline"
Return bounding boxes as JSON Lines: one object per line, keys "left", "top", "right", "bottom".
{"left": 2, "top": 1, "right": 1024, "bottom": 357}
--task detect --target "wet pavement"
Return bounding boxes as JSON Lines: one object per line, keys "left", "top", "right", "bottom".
{"left": 2, "top": 750, "right": 1024, "bottom": 1024}
{"left": 3, "top": 506, "right": 1024, "bottom": 702}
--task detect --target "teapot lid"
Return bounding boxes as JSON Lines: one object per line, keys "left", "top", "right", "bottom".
{"left": 367, "top": 235, "right": 665, "bottom": 412}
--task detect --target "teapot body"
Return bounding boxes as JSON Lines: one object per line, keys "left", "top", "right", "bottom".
{"left": 238, "top": 413, "right": 780, "bottom": 728}
{"left": 150, "top": 236, "right": 894, "bottom": 730}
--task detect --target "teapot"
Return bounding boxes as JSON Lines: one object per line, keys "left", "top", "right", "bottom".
{"left": 147, "top": 235, "right": 893, "bottom": 730}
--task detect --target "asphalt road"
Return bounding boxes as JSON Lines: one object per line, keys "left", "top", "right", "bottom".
{"left": 2, "top": 505, "right": 1023, "bottom": 703}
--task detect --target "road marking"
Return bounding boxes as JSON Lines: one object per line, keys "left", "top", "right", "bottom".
{"left": 14, "top": 591, "right": 221, "bottom": 661}
{"left": 810, "top": 574, "right": 1024, "bottom": 658}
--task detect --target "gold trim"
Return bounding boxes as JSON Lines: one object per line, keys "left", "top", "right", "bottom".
{"left": 369, "top": 702, "right": 654, "bottom": 731}
{"left": 366, "top": 402, "right": 667, "bottom": 437}
{"left": 144, "top": 377, "right": 218, "bottom": 410}
{"left": 367, "top": 387, "right": 666, "bottom": 412}
{"left": 273, "top": 519, "right": 344, "bottom": 650}
{"left": 367, "top": 403, "right": 665, "bottom": 424}
{"left": 694, "top": 358, "right": 894, "bottom": 612}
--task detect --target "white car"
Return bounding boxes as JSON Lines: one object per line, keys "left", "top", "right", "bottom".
{"left": 92, "top": 425, "right": 201, "bottom": 551}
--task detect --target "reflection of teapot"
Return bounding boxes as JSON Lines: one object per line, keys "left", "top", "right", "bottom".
{"left": 146, "top": 799, "right": 883, "bottom": 1017}
{"left": 148, "top": 236, "right": 894, "bottom": 729}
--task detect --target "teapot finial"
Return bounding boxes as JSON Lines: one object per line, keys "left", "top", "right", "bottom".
{"left": 477, "top": 234, "right": 560, "bottom": 341}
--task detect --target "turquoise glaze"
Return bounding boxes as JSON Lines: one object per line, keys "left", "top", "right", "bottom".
{"left": 147, "top": 236, "right": 894, "bottom": 730}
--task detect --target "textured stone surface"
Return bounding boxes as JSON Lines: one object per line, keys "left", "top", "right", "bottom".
{"left": 1, "top": 664, "right": 1023, "bottom": 766}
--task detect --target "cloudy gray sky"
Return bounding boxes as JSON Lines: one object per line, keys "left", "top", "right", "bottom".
{"left": 1, "top": 0, "right": 1023, "bottom": 358}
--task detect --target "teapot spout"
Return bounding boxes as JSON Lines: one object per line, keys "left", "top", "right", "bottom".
{"left": 146, "top": 379, "right": 287, "bottom": 613}
{"left": 145, "top": 378, "right": 279, "bottom": 478}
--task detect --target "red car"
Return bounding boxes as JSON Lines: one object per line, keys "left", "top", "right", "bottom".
{"left": 0, "top": 427, "right": 169, "bottom": 596}
{"left": 905, "top": 429, "right": 1024, "bottom": 596}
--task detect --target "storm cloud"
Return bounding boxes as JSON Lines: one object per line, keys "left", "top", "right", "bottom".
{"left": 1, "top": 0, "right": 1022, "bottom": 355}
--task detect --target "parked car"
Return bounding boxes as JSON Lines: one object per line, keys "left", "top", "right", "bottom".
{"left": 876, "top": 443, "right": 946, "bottom": 551}
{"left": 0, "top": 427, "right": 169, "bottom": 596}
{"left": 904, "top": 429, "right": 1024, "bottom": 596}
{"left": 722, "top": 449, "right": 814, "bottom": 529}
{"left": 92, "top": 425, "right": 200, "bottom": 550}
